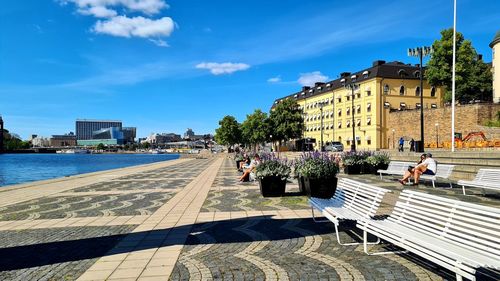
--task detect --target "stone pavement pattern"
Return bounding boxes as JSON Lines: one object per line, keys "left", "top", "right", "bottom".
{"left": 0, "top": 155, "right": 498, "bottom": 280}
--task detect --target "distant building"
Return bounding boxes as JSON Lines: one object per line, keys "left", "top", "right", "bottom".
{"left": 50, "top": 133, "right": 77, "bottom": 147}
{"left": 490, "top": 30, "right": 500, "bottom": 103}
{"left": 76, "top": 119, "right": 122, "bottom": 140}
{"left": 144, "top": 133, "right": 182, "bottom": 144}
{"left": 32, "top": 136, "right": 50, "bottom": 147}
{"left": 184, "top": 128, "right": 195, "bottom": 139}
{"left": 122, "top": 127, "right": 137, "bottom": 144}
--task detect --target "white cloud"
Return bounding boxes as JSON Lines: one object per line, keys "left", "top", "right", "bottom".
{"left": 148, "top": 38, "right": 169, "bottom": 47}
{"left": 267, "top": 76, "right": 281, "bottom": 83}
{"left": 195, "top": 62, "right": 250, "bottom": 75}
{"left": 298, "top": 71, "right": 328, "bottom": 87}
{"left": 93, "top": 16, "right": 174, "bottom": 38}
{"left": 61, "top": 0, "right": 168, "bottom": 16}
{"left": 78, "top": 5, "right": 117, "bottom": 18}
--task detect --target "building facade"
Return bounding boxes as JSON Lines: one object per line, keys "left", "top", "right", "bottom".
{"left": 50, "top": 134, "right": 77, "bottom": 147}
{"left": 76, "top": 119, "right": 122, "bottom": 140}
{"left": 273, "top": 60, "right": 444, "bottom": 150}
{"left": 490, "top": 30, "right": 500, "bottom": 103}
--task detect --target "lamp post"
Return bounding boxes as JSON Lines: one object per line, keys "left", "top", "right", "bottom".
{"left": 392, "top": 129, "right": 395, "bottom": 149}
{"left": 319, "top": 102, "right": 326, "bottom": 151}
{"left": 435, "top": 123, "right": 439, "bottom": 148}
{"left": 408, "top": 46, "right": 432, "bottom": 152}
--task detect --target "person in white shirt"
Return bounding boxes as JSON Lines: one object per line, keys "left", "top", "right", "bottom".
{"left": 239, "top": 154, "right": 261, "bottom": 182}
{"left": 399, "top": 153, "right": 437, "bottom": 186}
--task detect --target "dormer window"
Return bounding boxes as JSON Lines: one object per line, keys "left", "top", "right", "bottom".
{"left": 340, "top": 78, "right": 346, "bottom": 86}
{"left": 383, "top": 84, "right": 390, "bottom": 95}
{"left": 362, "top": 70, "right": 369, "bottom": 78}
{"left": 414, "top": 70, "right": 420, "bottom": 78}
{"left": 351, "top": 75, "right": 357, "bottom": 82}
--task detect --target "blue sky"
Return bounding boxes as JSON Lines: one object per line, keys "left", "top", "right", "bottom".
{"left": 1, "top": 0, "right": 499, "bottom": 139}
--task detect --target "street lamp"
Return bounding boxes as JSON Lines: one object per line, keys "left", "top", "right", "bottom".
{"left": 408, "top": 46, "right": 432, "bottom": 152}
{"left": 435, "top": 123, "right": 439, "bottom": 148}
{"left": 345, "top": 83, "right": 358, "bottom": 152}
{"left": 392, "top": 129, "right": 395, "bottom": 149}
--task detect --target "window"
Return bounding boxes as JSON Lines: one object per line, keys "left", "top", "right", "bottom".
{"left": 367, "top": 118, "right": 371, "bottom": 126}
{"left": 338, "top": 109, "right": 342, "bottom": 117}
{"left": 346, "top": 107, "right": 350, "bottom": 115}
{"left": 367, "top": 103, "right": 371, "bottom": 112}
{"left": 367, "top": 140, "right": 371, "bottom": 145}
{"left": 347, "top": 95, "right": 350, "bottom": 101}
{"left": 416, "top": 86, "right": 421, "bottom": 96}
{"left": 399, "top": 85, "right": 405, "bottom": 95}
{"left": 351, "top": 75, "right": 357, "bottom": 82}
{"left": 356, "top": 105, "right": 361, "bottom": 114}
{"left": 383, "top": 84, "right": 390, "bottom": 95}
{"left": 366, "top": 90, "right": 371, "bottom": 96}
{"left": 337, "top": 122, "right": 342, "bottom": 129}
{"left": 414, "top": 70, "right": 420, "bottom": 78}
{"left": 363, "top": 70, "right": 369, "bottom": 78}
{"left": 430, "top": 87, "right": 436, "bottom": 97}
{"left": 346, "top": 120, "right": 351, "bottom": 128}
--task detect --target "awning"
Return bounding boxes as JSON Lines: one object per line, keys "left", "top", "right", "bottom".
{"left": 400, "top": 102, "right": 407, "bottom": 107}
{"left": 301, "top": 92, "right": 305, "bottom": 96}
{"left": 326, "top": 83, "right": 331, "bottom": 87}
{"left": 351, "top": 74, "right": 357, "bottom": 79}
{"left": 362, "top": 70, "right": 369, "bottom": 76}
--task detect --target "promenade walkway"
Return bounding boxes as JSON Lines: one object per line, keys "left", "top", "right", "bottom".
{"left": 0, "top": 155, "right": 498, "bottom": 280}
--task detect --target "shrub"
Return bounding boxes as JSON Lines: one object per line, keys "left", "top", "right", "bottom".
{"left": 341, "top": 151, "right": 373, "bottom": 166}
{"left": 365, "top": 153, "right": 390, "bottom": 167}
{"left": 295, "top": 152, "right": 340, "bottom": 179}
{"left": 255, "top": 153, "right": 291, "bottom": 180}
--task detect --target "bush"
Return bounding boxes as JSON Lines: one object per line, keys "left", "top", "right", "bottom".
{"left": 295, "top": 152, "right": 339, "bottom": 179}
{"left": 341, "top": 151, "right": 373, "bottom": 166}
{"left": 365, "top": 153, "right": 390, "bottom": 167}
{"left": 255, "top": 153, "right": 291, "bottom": 180}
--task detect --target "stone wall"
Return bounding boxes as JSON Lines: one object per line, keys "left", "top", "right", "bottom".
{"left": 386, "top": 103, "right": 500, "bottom": 146}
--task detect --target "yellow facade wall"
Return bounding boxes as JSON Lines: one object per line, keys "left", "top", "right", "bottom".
{"left": 493, "top": 43, "right": 500, "bottom": 103}
{"left": 297, "top": 78, "right": 443, "bottom": 150}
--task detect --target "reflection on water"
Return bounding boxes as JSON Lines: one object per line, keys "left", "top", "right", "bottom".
{"left": 0, "top": 154, "right": 179, "bottom": 187}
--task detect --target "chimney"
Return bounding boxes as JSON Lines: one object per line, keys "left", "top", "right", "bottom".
{"left": 372, "top": 60, "right": 386, "bottom": 66}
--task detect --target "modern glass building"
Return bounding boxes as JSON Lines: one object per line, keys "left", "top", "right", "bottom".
{"left": 76, "top": 119, "right": 122, "bottom": 140}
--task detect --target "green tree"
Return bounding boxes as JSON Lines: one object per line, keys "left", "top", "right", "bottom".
{"left": 268, "top": 98, "right": 304, "bottom": 146}
{"left": 241, "top": 109, "right": 269, "bottom": 150}
{"left": 426, "top": 28, "right": 493, "bottom": 102}
{"left": 214, "top": 115, "right": 242, "bottom": 147}
{"left": 96, "top": 143, "right": 106, "bottom": 150}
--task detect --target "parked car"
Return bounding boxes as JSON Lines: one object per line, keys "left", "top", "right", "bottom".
{"left": 325, "top": 141, "right": 344, "bottom": 152}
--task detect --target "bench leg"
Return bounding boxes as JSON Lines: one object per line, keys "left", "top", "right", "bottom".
{"left": 462, "top": 185, "right": 467, "bottom": 195}
{"left": 432, "top": 180, "right": 436, "bottom": 188}
{"left": 363, "top": 230, "right": 408, "bottom": 256}
{"left": 334, "top": 223, "right": 380, "bottom": 246}
{"left": 379, "top": 173, "right": 383, "bottom": 180}
{"left": 311, "top": 206, "right": 329, "bottom": 223}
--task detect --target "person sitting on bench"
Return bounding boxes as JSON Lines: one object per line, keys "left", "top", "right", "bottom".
{"left": 399, "top": 153, "right": 436, "bottom": 185}
{"left": 239, "top": 154, "right": 260, "bottom": 182}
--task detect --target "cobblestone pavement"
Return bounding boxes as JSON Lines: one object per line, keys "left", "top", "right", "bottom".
{"left": 1, "top": 156, "right": 498, "bottom": 281}
{"left": 0, "top": 225, "right": 136, "bottom": 281}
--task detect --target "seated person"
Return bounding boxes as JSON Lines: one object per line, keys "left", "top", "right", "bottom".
{"left": 239, "top": 154, "right": 261, "bottom": 182}
{"left": 239, "top": 153, "right": 251, "bottom": 171}
{"left": 399, "top": 153, "right": 436, "bottom": 186}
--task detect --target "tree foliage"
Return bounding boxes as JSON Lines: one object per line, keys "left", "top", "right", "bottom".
{"left": 214, "top": 115, "right": 242, "bottom": 146}
{"left": 1, "top": 129, "right": 30, "bottom": 150}
{"left": 426, "top": 28, "right": 492, "bottom": 103}
{"left": 240, "top": 109, "right": 269, "bottom": 147}
{"left": 268, "top": 98, "right": 304, "bottom": 144}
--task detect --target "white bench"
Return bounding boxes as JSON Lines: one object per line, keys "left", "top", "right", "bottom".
{"left": 360, "top": 190, "right": 500, "bottom": 281}
{"left": 420, "top": 164, "right": 455, "bottom": 188}
{"left": 457, "top": 169, "right": 500, "bottom": 195}
{"left": 377, "top": 161, "right": 412, "bottom": 179}
{"left": 309, "top": 178, "right": 391, "bottom": 245}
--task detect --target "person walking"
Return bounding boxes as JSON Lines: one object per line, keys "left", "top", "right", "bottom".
{"left": 409, "top": 138, "right": 415, "bottom": 152}
{"left": 398, "top": 137, "right": 404, "bottom": 152}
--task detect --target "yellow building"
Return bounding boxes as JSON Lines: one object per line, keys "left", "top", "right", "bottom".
{"left": 490, "top": 30, "right": 500, "bottom": 104}
{"left": 273, "top": 60, "right": 444, "bottom": 150}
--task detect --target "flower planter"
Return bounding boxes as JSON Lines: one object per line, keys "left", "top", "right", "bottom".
{"left": 259, "top": 176, "right": 287, "bottom": 197}
{"left": 361, "top": 163, "right": 371, "bottom": 174}
{"left": 297, "top": 176, "right": 306, "bottom": 195}
{"left": 344, "top": 164, "right": 361, "bottom": 175}
{"left": 304, "top": 176, "right": 337, "bottom": 199}
{"left": 370, "top": 163, "right": 388, "bottom": 174}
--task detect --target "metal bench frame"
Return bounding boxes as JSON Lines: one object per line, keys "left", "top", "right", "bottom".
{"left": 309, "top": 178, "right": 391, "bottom": 246}
{"left": 359, "top": 190, "right": 500, "bottom": 281}
{"left": 457, "top": 169, "right": 500, "bottom": 195}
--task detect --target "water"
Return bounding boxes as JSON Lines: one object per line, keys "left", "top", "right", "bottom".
{"left": 0, "top": 153, "right": 180, "bottom": 187}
